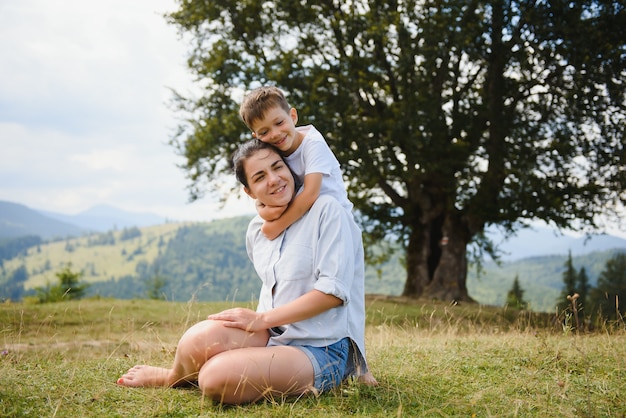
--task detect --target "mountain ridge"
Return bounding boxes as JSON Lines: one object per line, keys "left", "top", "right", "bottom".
{"left": 1, "top": 199, "right": 625, "bottom": 261}
{"left": 39, "top": 203, "right": 164, "bottom": 232}
{"left": 1, "top": 217, "right": 621, "bottom": 312}
{"left": 486, "top": 225, "right": 626, "bottom": 261}
{"left": 0, "top": 201, "right": 84, "bottom": 240}
{"left": 0, "top": 200, "right": 165, "bottom": 239}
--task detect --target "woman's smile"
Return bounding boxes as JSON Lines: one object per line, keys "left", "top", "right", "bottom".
{"left": 272, "top": 185, "right": 287, "bottom": 195}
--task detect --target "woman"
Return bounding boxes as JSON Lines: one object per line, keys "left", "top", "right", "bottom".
{"left": 117, "top": 140, "right": 376, "bottom": 404}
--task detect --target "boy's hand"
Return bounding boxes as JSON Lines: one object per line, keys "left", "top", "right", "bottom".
{"left": 261, "top": 220, "right": 285, "bottom": 240}
{"left": 262, "top": 205, "right": 288, "bottom": 221}
{"left": 256, "top": 199, "right": 288, "bottom": 221}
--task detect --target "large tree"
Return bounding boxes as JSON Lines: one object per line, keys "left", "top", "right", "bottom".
{"left": 166, "top": 1, "right": 626, "bottom": 302}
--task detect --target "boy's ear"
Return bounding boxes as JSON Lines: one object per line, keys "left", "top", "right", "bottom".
{"left": 290, "top": 107, "right": 298, "bottom": 124}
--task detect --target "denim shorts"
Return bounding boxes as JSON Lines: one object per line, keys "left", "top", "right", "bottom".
{"left": 296, "top": 337, "right": 350, "bottom": 393}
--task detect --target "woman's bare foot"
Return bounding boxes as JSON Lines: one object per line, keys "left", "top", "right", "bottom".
{"left": 117, "top": 365, "right": 172, "bottom": 387}
{"left": 357, "top": 371, "right": 378, "bottom": 386}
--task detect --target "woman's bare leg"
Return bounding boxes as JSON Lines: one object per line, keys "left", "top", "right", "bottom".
{"left": 197, "top": 345, "right": 315, "bottom": 405}
{"left": 117, "top": 320, "right": 269, "bottom": 388}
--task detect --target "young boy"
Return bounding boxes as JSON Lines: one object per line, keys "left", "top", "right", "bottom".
{"left": 239, "top": 86, "right": 353, "bottom": 240}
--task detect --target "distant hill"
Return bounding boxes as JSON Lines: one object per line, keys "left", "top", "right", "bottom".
{"left": 3, "top": 199, "right": 625, "bottom": 260}
{"left": 0, "top": 201, "right": 84, "bottom": 240}
{"left": 487, "top": 225, "right": 626, "bottom": 261}
{"left": 0, "top": 215, "right": 623, "bottom": 312}
{"left": 0, "top": 200, "right": 165, "bottom": 239}
{"left": 467, "top": 248, "right": 626, "bottom": 312}
{"left": 39, "top": 204, "right": 165, "bottom": 232}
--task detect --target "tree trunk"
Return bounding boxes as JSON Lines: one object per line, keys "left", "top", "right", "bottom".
{"left": 402, "top": 212, "right": 474, "bottom": 303}
{"left": 402, "top": 220, "right": 433, "bottom": 297}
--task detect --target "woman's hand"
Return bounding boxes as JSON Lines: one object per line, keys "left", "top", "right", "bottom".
{"left": 209, "top": 291, "right": 341, "bottom": 333}
{"left": 207, "top": 308, "right": 268, "bottom": 332}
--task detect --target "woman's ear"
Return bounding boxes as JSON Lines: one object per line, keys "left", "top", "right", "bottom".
{"left": 243, "top": 186, "right": 255, "bottom": 199}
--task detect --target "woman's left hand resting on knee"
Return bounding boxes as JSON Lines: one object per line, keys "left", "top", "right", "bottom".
{"left": 208, "top": 290, "right": 342, "bottom": 332}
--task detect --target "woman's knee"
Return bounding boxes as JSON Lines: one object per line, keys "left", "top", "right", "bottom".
{"left": 177, "top": 320, "right": 268, "bottom": 356}
{"left": 175, "top": 320, "right": 224, "bottom": 359}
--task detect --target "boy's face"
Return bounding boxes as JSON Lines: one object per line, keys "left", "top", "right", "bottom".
{"left": 250, "top": 106, "right": 301, "bottom": 156}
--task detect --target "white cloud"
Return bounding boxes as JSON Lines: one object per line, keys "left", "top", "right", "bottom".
{"left": 0, "top": 0, "right": 252, "bottom": 222}
{"left": 70, "top": 148, "right": 135, "bottom": 172}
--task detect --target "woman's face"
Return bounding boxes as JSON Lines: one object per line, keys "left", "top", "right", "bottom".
{"left": 243, "top": 148, "right": 295, "bottom": 207}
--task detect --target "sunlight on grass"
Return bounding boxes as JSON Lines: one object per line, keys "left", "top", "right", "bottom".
{"left": 1, "top": 298, "right": 625, "bottom": 417}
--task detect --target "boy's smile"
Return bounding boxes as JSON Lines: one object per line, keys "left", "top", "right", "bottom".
{"left": 251, "top": 106, "right": 303, "bottom": 156}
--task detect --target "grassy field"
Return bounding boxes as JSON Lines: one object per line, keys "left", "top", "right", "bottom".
{"left": 1, "top": 297, "right": 624, "bottom": 417}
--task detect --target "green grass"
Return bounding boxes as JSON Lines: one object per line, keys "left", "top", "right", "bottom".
{"left": 1, "top": 298, "right": 625, "bottom": 417}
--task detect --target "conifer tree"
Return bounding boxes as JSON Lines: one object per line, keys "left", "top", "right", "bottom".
{"left": 577, "top": 266, "right": 590, "bottom": 312}
{"left": 35, "top": 263, "right": 89, "bottom": 303}
{"left": 506, "top": 275, "right": 527, "bottom": 310}
{"left": 559, "top": 252, "right": 578, "bottom": 309}
{"left": 589, "top": 253, "right": 626, "bottom": 321}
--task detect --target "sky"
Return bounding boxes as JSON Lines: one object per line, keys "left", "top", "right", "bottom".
{"left": 0, "top": 0, "right": 256, "bottom": 222}
{"left": 0, "top": 1, "right": 623, "bottom": 238}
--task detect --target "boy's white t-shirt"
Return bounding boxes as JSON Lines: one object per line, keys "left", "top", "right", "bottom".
{"left": 285, "top": 125, "right": 353, "bottom": 213}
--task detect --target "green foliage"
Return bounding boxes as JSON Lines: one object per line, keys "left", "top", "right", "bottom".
{"left": 0, "top": 264, "right": 28, "bottom": 302}
{"left": 145, "top": 273, "right": 167, "bottom": 300}
{"left": 589, "top": 252, "right": 626, "bottom": 321}
{"left": 0, "top": 235, "right": 41, "bottom": 261}
{"left": 558, "top": 252, "right": 596, "bottom": 317}
{"left": 2, "top": 216, "right": 625, "bottom": 312}
{"left": 505, "top": 275, "right": 528, "bottom": 310}
{"left": 559, "top": 252, "right": 579, "bottom": 309}
{"left": 87, "top": 231, "right": 116, "bottom": 246}
{"left": 467, "top": 249, "right": 626, "bottom": 312}
{"left": 87, "top": 218, "right": 261, "bottom": 302}
{"left": 120, "top": 226, "right": 141, "bottom": 241}
{"left": 577, "top": 266, "right": 591, "bottom": 310}
{"left": 34, "top": 263, "right": 90, "bottom": 303}
{"left": 165, "top": 0, "right": 626, "bottom": 300}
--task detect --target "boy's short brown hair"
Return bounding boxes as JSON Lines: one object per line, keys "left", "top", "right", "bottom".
{"left": 239, "top": 86, "right": 291, "bottom": 129}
